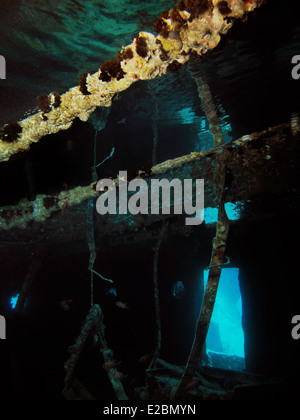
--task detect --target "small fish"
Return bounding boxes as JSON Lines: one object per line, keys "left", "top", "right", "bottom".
{"left": 60, "top": 298, "right": 72, "bottom": 311}
{"left": 115, "top": 301, "right": 129, "bottom": 310}
{"left": 106, "top": 287, "right": 117, "bottom": 297}
{"left": 102, "top": 360, "right": 122, "bottom": 371}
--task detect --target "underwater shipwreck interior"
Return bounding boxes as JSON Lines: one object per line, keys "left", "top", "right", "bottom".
{"left": 1, "top": 0, "right": 300, "bottom": 401}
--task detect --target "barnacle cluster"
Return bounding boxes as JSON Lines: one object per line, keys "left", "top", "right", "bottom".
{"left": 0, "top": 0, "right": 264, "bottom": 163}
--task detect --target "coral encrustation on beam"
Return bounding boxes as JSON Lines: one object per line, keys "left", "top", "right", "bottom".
{"left": 0, "top": 0, "right": 264, "bottom": 163}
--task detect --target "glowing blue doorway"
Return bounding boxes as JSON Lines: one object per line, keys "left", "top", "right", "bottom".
{"left": 203, "top": 268, "right": 245, "bottom": 367}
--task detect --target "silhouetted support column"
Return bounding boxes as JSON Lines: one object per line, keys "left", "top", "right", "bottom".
{"left": 171, "top": 56, "right": 232, "bottom": 397}
{"left": 172, "top": 201, "right": 230, "bottom": 398}
{"left": 63, "top": 304, "right": 128, "bottom": 400}
{"left": 149, "top": 222, "right": 169, "bottom": 369}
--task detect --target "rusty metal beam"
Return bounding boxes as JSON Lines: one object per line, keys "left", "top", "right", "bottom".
{"left": 0, "top": 120, "right": 299, "bottom": 250}
{"left": 63, "top": 304, "right": 128, "bottom": 400}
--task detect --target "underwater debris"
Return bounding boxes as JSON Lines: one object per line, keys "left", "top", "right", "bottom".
{"left": 95, "top": 146, "right": 115, "bottom": 168}
{"left": 90, "top": 268, "right": 113, "bottom": 283}
{"left": 63, "top": 304, "right": 128, "bottom": 400}
{"left": 1, "top": 122, "right": 22, "bottom": 143}
{"left": 115, "top": 301, "right": 129, "bottom": 310}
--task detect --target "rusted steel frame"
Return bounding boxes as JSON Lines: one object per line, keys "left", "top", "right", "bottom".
{"left": 63, "top": 304, "right": 128, "bottom": 400}
{"left": 189, "top": 55, "right": 225, "bottom": 147}
{"left": 0, "top": 121, "right": 295, "bottom": 235}
{"left": 149, "top": 222, "right": 169, "bottom": 369}
{"left": 172, "top": 66, "right": 229, "bottom": 395}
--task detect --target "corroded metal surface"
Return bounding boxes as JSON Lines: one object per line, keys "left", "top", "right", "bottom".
{"left": 0, "top": 121, "right": 298, "bottom": 248}
{"left": 0, "top": 0, "right": 264, "bottom": 163}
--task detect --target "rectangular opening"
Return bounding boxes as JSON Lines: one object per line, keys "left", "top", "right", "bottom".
{"left": 202, "top": 268, "right": 245, "bottom": 371}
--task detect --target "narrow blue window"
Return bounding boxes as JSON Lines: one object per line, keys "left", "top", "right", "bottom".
{"left": 203, "top": 268, "right": 245, "bottom": 370}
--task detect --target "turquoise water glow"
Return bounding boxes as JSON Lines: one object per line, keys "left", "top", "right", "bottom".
{"left": 203, "top": 268, "right": 245, "bottom": 359}
{"left": 10, "top": 294, "right": 19, "bottom": 310}
{"left": 204, "top": 202, "right": 244, "bottom": 225}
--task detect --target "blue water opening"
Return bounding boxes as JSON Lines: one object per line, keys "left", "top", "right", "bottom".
{"left": 10, "top": 293, "right": 19, "bottom": 310}
{"left": 204, "top": 202, "right": 243, "bottom": 225}
{"left": 203, "top": 268, "right": 245, "bottom": 367}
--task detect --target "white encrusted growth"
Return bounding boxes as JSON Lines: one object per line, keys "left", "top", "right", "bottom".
{"left": 0, "top": 0, "right": 265, "bottom": 163}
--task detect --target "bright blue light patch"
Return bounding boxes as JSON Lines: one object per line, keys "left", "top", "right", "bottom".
{"left": 204, "top": 207, "right": 218, "bottom": 224}
{"left": 178, "top": 107, "right": 196, "bottom": 124}
{"left": 106, "top": 287, "right": 117, "bottom": 297}
{"left": 203, "top": 268, "right": 245, "bottom": 360}
{"left": 204, "top": 202, "right": 243, "bottom": 225}
{"left": 10, "top": 294, "right": 19, "bottom": 309}
{"left": 200, "top": 118, "right": 206, "bottom": 131}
